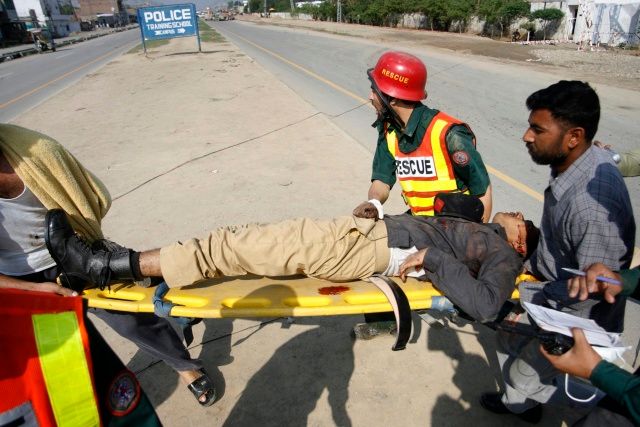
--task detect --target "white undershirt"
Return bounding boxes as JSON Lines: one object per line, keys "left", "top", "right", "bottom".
{"left": 383, "top": 246, "right": 426, "bottom": 278}
{"left": 0, "top": 184, "right": 56, "bottom": 275}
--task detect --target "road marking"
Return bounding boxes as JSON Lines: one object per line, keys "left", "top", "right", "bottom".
{"left": 0, "top": 72, "right": 13, "bottom": 79}
{"left": 54, "top": 53, "right": 72, "bottom": 60}
{"left": 229, "top": 31, "right": 364, "bottom": 103}
{"left": 0, "top": 50, "right": 116, "bottom": 110}
{"left": 226, "top": 28, "right": 545, "bottom": 202}
{"left": 485, "top": 165, "right": 543, "bottom": 202}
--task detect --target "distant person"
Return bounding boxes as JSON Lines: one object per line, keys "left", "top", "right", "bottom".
{"left": 479, "top": 81, "right": 635, "bottom": 423}
{"left": 0, "top": 124, "right": 215, "bottom": 407}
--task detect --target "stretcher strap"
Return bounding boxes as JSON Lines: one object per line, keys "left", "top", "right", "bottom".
{"left": 367, "top": 275, "right": 412, "bottom": 351}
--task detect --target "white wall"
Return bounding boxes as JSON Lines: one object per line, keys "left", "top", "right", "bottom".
{"left": 529, "top": 0, "right": 640, "bottom": 45}
{"left": 14, "top": 0, "right": 81, "bottom": 37}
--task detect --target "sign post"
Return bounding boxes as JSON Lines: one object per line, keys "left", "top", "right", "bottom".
{"left": 137, "top": 3, "right": 201, "bottom": 54}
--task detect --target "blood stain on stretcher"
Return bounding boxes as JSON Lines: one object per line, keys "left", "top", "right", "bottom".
{"left": 318, "top": 285, "right": 350, "bottom": 295}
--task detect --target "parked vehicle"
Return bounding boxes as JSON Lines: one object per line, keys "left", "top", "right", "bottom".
{"left": 28, "top": 28, "right": 55, "bottom": 52}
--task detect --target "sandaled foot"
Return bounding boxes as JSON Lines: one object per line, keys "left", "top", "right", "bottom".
{"left": 187, "top": 370, "right": 216, "bottom": 407}
{"left": 352, "top": 321, "right": 397, "bottom": 340}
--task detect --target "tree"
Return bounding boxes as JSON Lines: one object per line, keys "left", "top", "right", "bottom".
{"left": 317, "top": 0, "right": 337, "bottom": 21}
{"left": 477, "top": 0, "right": 502, "bottom": 37}
{"left": 446, "top": 0, "right": 475, "bottom": 33}
{"left": 248, "top": 0, "right": 262, "bottom": 14}
{"left": 531, "top": 8, "right": 564, "bottom": 40}
{"left": 478, "top": 0, "right": 530, "bottom": 38}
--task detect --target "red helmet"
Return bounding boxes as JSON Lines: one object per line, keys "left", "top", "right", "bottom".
{"left": 368, "top": 51, "right": 427, "bottom": 101}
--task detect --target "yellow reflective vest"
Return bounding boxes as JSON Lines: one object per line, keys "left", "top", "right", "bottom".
{"left": 0, "top": 289, "right": 101, "bottom": 427}
{"left": 386, "top": 112, "right": 470, "bottom": 215}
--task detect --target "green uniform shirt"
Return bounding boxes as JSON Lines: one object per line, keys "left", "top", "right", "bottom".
{"left": 590, "top": 361, "right": 640, "bottom": 424}
{"left": 371, "top": 104, "right": 490, "bottom": 196}
{"left": 619, "top": 149, "right": 640, "bottom": 178}
{"left": 589, "top": 266, "right": 640, "bottom": 424}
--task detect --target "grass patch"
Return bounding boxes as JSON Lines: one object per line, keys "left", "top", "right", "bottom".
{"left": 127, "top": 39, "right": 170, "bottom": 54}
{"left": 199, "top": 19, "right": 226, "bottom": 43}
{"left": 126, "top": 20, "right": 223, "bottom": 53}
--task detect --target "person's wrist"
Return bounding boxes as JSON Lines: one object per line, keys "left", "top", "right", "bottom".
{"left": 368, "top": 199, "right": 384, "bottom": 219}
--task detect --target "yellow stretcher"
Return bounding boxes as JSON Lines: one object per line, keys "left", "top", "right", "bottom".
{"left": 83, "top": 275, "right": 524, "bottom": 319}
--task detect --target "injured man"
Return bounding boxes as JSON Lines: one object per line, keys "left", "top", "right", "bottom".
{"left": 45, "top": 195, "right": 538, "bottom": 323}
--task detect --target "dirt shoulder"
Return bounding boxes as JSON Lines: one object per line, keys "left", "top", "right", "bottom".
{"left": 238, "top": 15, "right": 640, "bottom": 91}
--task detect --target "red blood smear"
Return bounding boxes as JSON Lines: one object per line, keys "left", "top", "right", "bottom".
{"left": 318, "top": 286, "right": 350, "bottom": 295}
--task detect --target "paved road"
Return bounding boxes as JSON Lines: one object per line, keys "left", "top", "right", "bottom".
{"left": 0, "top": 29, "right": 141, "bottom": 122}
{"left": 211, "top": 20, "right": 640, "bottom": 245}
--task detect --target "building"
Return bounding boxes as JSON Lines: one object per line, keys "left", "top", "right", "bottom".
{"left": 77, "top": 0, "right": 128, "bottom": 27}
{"left": 529, "top": 0, "right": 640, "bottom": 46}
{"left": 1, "top": 0, "right": 26, "bottom": 45}
{"left": 13, "top": 0, "right": 81, "bottom": 37}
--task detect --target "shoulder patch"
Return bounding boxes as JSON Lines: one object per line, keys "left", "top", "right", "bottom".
{"left": 452, "top": 150, "right": 470, "bottom": 166}
{"left": 107, "top": 370, "right": 141, "bottom": 416}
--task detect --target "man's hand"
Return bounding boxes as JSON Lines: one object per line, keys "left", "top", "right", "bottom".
{"left": 540, "top": 328, "right": 601, "bottom": 380}
{"left": 353, "top": 201, "right": 379, "bottom": 219}
{"left": 399, "top": 249, "right": 427, "bottom": 282}
{"left": 0, "top": 275, "right": 78, "bottom": 297}
{"left": 27, "top": 282, "right": 78, "bottom": 297}
{"left": 568, "top": 263, "right": 622, "bottom": 303}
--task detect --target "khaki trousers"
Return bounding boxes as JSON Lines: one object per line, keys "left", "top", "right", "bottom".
{"left": 160, "top": 216, "right": 390, "bottom": 287}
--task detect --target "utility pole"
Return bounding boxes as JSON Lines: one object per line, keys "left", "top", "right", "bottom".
{"left": 336, "top": 0, "right": 342, "bottom": 23}
{"left": 290, "top": 0, "right": 295, "bottom": 14}
{"left": 43, "top": 0, "right": 56, "bottom": 51}
{"left": 263, "top": 0, "right": 267, "bottom": 16}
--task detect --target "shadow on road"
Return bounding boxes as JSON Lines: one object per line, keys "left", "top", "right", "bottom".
{"left": 222, "top": 316, "right": 355, "bottom": 427}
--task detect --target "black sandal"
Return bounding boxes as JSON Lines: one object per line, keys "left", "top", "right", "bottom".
{"left": 187, "top": 370, "right": 216, "bottom": 407}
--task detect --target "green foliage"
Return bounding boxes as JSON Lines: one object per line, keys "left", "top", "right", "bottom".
{"left": 273, "top": 0, "right": 293, "bottom": 11}
{"left": 531, "top": 7, "right": 563, "bottom": 39}
{"left": 297, "top": 0, "right": 337, "bottom": 21}
{"left": 257, "top": 0, "right": 535, "bottom": 35}
{"left": 477, "top": 0, "right": 529, "bottom": 37}
{"left": 317, "top": 0, "right": 337, "bottom": 20}
{"left": 199, "top": 19, "right": 225, "bottom": 42}
{"left": 248, "top": 0, "right": 262, "bottom": 13}
{"left": 127, "top": 39, "right": 169, "bottom": 54}
{"left": 59, "top": 1, "right": 75, "bottom": 15}
{"left": 531, "top": 8, "right": 564, "bottom": 22}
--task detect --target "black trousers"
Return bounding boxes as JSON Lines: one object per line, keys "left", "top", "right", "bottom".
{"left": 17, "top": 267, "right": 202, "bottom": 372}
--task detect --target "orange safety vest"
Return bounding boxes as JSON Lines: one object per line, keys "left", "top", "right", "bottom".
{"left": 386, "top": 111, "right": 470, "bottom": 216}
{"left": 0, "top": 289, "right": 101, "bottom": 427}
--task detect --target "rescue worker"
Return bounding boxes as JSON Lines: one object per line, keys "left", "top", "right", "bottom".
{"left": 352, "top": 51, "right": 493, "bottom": 339}
{"left": 0, "top": 288, "right": 161, "bottom": 426}
{"left": 353, "top": 50, "right": 492, "bottom": 222}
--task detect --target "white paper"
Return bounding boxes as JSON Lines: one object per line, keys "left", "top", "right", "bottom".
{"left": 522, "top": 302, "right": 622, "bottom": 348}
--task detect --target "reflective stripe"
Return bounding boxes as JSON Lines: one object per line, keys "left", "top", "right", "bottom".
{"left": 32, "top": 312, "right": 100, "bottom": 427}
{"left": 386, "top": 112, "right": 464, "bottom": 216}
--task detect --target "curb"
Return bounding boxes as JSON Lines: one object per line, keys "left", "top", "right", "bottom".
{"left": 0, "top": 24, "right": 139, "bottom": 63}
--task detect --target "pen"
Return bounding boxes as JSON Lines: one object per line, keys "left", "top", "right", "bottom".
{"left": 562, "top": 267, "right": 622, "bottom": 286}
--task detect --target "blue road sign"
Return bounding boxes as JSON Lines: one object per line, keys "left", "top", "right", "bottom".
{"left": 138, "top": 4, "right": 198, "bottom": 41}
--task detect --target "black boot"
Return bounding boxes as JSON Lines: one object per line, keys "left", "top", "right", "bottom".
{"left": 44, "top": 209, "right": 140, "bottom": 289}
